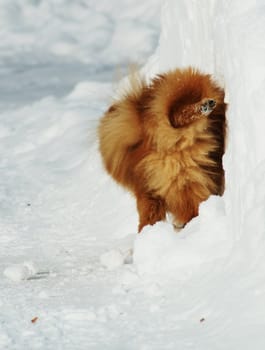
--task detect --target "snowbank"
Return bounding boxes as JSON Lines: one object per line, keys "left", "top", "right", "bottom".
{"left": 134, "top": 196, "right": 231, "bottom": 279}
{"left": 134, "top": 0, "right": 265, "bottom": 278}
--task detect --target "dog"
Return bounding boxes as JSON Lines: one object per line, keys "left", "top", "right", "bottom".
{"left": 98, "top": 67, "right": 226, "bottom": 232}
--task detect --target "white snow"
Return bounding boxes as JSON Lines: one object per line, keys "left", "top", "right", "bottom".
{"left": 3, "top": 261, "right": 38, "bottom": 282}
{"left": 1, "top": 0, "right": 265, "bottom": 349}
{"left": 100, "top": 249, "right": 125, "bottom": 270}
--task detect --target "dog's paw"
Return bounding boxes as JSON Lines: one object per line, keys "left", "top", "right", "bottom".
{"left": 200, "top": 98, "right": 216, "bottom": 116}
{"left": 173, "top": 220, "right": 185, "bottom": 232}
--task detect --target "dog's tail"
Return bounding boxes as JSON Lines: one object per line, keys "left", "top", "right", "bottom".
{"left": 98, "top": 71, "right": 145, "bottom": 187}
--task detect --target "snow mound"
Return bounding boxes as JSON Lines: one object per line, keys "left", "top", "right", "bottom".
{"left": 134, "top": 196, "right": 232, "bottom": 279}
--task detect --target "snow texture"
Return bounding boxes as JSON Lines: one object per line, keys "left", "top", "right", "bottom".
{"left": 1, "top": 0, "right": 265, "bottom": 349}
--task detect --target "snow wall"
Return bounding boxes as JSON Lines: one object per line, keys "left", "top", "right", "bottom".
{"left": 133, "top": 0, "right": 265, "bottom": 276}
{"left": 158, "top": 0, "right": 265, "bottom": 237}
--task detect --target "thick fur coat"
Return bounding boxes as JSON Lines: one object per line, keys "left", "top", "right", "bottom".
{"left": 98, "top": 67, "right": 226, "bottom": 232}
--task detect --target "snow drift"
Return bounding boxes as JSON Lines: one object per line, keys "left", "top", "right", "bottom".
{"left": 134, "top": 0, "right": 265, "bottom": 278}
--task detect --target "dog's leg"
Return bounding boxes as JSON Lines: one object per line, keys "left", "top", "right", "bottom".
{"left": 199, "top": 98, "right": 217, "bottom": 116}
{"left": 165, "top": 184, "right": 205, "bottom": 229}
{"left": 136, "top": 194, "right": 166, "bottom": 232}
{"left": 170, "top": 98, "right": 216, "bottom": 127}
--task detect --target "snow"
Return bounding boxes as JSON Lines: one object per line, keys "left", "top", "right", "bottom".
{"left": 3, "top": 261, "right": 38, "bottom": 282}
{"left": 100, "top": 249, "right": 125, "bottom": 270}
{"left": 134, "top": 196, "right": 231, "bottom": 279}
{"left": 1, "top": 0, "right": 265, "bottom": 349}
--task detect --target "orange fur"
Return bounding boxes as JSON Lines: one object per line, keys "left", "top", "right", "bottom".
{"left": 98, "top": 67, "right": 226, "bottom": 232}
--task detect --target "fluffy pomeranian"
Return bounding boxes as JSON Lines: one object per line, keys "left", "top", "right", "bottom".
{"left": 98, "top": 67, "right": 226, "bottom": 232}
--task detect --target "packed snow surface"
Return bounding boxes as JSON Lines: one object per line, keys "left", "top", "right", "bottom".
{"left": 1, "top": 0, "right": 265, "bottom": 349}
